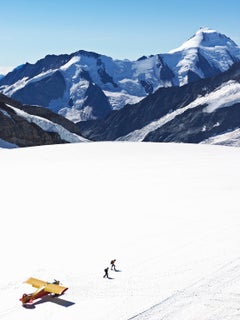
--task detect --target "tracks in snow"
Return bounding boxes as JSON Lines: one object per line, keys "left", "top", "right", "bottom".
{"left": 128, "top": 257, "right": 240, "bottom": 320}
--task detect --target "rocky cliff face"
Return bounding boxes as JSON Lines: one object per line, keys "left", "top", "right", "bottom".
{"left": 0, "top": 94, "right": 87, "bottom": 148}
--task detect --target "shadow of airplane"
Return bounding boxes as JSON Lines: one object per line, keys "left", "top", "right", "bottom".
{"left": 22, "top": 295, "right": 75, "bottom": 309}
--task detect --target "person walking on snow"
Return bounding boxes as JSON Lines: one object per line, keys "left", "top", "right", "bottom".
{"left": 110, "top": 259, "right": 116, "bottom": 271}
{"left": 103, "top": 267, "right": 109, "bottom": 278}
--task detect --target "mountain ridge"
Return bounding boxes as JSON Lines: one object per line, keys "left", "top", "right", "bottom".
{"left": 1, "top": 28, "right": 239, "bottom": 123}
{"left": 77, "top": 61, "right": 240, "bottom": 147}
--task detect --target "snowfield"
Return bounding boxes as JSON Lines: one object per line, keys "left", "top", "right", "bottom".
{"left": 0, "top": 142, "right": 240, "bottom": 320}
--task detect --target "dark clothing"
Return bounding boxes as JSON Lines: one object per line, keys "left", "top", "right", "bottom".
{"left": 110, "top": 260, "right": 116, "bottom": 271}
{"left": 53, "top": 279, "right": 60, "bottom": 285}
{"left": 103, "top": 268, "right": 109, "bottom": 278}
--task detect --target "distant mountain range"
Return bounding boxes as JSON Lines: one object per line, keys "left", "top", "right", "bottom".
{"left": 1, "top": 27, "right": 240, "bottom": 148}
{"left": 1, "top": 27, "right": 240, "bottom": 124}
{"left": 78, "top": 61, "right": 240, "bottom": 147}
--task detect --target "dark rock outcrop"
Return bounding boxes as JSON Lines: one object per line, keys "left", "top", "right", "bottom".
{"left": 0, "top": 102, "right": 65, "bottom": 147}
{"left": 83, "top": 82, "right": 112, "bottom": 119}
{"left": 0, "top": 93, "right": 85, "bottom": 147}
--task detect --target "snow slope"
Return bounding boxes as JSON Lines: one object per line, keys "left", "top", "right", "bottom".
{"left": 117, "top": 79, "right": 240, "bottom": 144}
{"left": 131, "top": 257, "right": 240, "bottom": 320}
{"left": 201, "top": 128, "right": 240, "bottom": 147}
{"left": 165, "top": 27, "right": 240, "bottom": 86}
{"left": 5, "top": 104, "right": 88, "bottom": 143}
{"left": 170, "top": 27, "right": 239, "bottom": 53}
{"left": 0, "top": 138, "right": 17, "bottom": 148}
{"left": 0, "top": 142, "right": 240, "bottom": 320}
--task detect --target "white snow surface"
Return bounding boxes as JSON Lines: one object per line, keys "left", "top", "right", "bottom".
{"left": 166, "top": 27, "right": 240, "bottom": 86}
{"left": 169, "top": 27, "right": 239, "bottom": 53}
{"left": 0, "top": 142, "right": 240, "bottom": 320}
{"left": 201, "top": 128, "right": 240, "bottom": 147}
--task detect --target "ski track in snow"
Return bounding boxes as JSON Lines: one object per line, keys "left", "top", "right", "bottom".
{"left": 129, "top": 257, "right": 240, "bottom": 320}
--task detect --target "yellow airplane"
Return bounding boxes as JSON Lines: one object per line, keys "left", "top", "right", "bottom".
{"left": 20, "top": 277, "right": 68, "bottom": 304}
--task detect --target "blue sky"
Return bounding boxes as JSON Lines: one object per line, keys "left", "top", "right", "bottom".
{"left": 1, "top": 0, "right": 240, "bottom": 73}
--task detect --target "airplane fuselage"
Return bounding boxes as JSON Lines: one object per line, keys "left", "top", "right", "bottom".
{"left": 20, "top": 286, "right": 48, "bottom": 304}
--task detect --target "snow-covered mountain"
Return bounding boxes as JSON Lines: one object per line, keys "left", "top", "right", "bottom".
{"left": 0, "top": 27, "right": 239, "bottom": 123}
{"left": 1, "top": 142, "right": 240, "bottom": 320}
{"left": 78, "top": 61, "right": 240, "bottom": 147}
{"left": 0, "top": 93, "right": 88, "bottom": 148}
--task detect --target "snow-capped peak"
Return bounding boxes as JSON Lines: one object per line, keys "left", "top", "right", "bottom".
{"left": 169, "top": 27, "right": 238, "bottom": 53}
{"left": 1, "top": 27, "right": 240, "bottom": 123}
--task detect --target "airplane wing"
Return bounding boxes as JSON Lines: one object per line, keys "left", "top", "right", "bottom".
{"left": 44, "top": 283, "right": 68, "bottom": 295}
{"left": 24, "top": 277, "right": 47, "bottom": 288}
